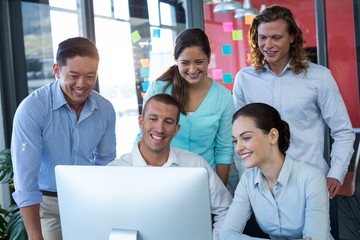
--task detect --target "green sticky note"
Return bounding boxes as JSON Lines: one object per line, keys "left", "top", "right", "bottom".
{"left": 232, "top": 30, "right": 243, "bottom": 41}
{"left": 131, "top": 30, "right": 141, "bottom": 43}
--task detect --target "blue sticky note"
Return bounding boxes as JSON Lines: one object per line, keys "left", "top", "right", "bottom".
{"left": 222, "top": 45, "right": 232, "bottom": 55}
{"left": 140, "top": 68, "right": 149, "bottom": 78}
{"left": 141, "top": 81, "right": 150, "bottom": 91}
{"left": 153, "top": 29, "right": 160, "bottom": 38}
{"left": 223, "top": 73, "right": 233, "bottom": 84}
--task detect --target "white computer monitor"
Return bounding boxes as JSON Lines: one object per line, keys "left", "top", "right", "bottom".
{"left": 55, "top": 165, "right": 213, "bottom": 240}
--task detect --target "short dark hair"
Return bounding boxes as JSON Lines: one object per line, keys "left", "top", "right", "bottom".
{"left": 142, "top": 94, "right": 181, "bottom": 124}
{"left": 56, "top": 37, "right": 99, "bottom": 67}
{"left": 233, "top": 103, "right": 290, "bottom": 154}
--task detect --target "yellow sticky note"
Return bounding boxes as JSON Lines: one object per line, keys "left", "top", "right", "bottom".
{"left": 245, "top": 15, "right": 255, "bottom": 25}
{"left": 232, "top": 30, "right": 243, "bottom": 41}
{"left": 140, "top": 58, "right": 150, "bottom": 68}
{"left": 131, "top": 30, "right": 141, "bottom": 43}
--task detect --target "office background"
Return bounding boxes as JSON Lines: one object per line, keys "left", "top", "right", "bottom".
{"left": 1, "top": 0, "right": 359, "bottom": 238}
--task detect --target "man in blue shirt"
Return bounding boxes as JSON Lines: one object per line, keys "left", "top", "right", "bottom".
{"left": 233, "top": 5, "right": 355, "bottom": 199}
{"left": 11, "top": 37, "right": 116, "bottom": 240}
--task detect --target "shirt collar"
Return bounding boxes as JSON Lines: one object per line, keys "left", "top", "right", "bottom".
{"left": 276, "top": 154, "right": 294, "bottom": 187}
{"left": 51, "top": 80, "right": 98, "bottom": 112}
{"left": 52, "top": 80, "right": 68, "bottom": 110}
{"left": 164, "top": 149, "right": 180, "bottom": 167}
{"left": 131, "top": 143, "right": 180, "bottom": 167}
{"left": 253, "top": 154, "right": 293, "bottom": 189}
{"left": 254, "top": 168, "right": 265, "bottom": 190}
{"left": 263, "top": 61, "right": 291, "bottom": 76}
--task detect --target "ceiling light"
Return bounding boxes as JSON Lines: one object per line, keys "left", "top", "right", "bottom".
{"left": 213, "top": 0, "right": 243, "bottom": 13}
{"left": 234, "top": 0, "right": 259, "bottom": 18}
{"left": 259, "top": 4, "right": 266, "bottom": 13}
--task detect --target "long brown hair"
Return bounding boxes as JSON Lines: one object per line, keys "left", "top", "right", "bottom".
{"left": 157, "top": 28, "right": 211, "bottom": 114}
{"left": 248, "top": 5, "right": 309, "bottom": 74}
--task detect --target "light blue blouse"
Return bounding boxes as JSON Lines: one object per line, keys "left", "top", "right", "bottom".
{"left": 11, "top": 80, "right": 116, "bottom": 207}
{"left": 220, "top": 155, "right": 334, "bottom": 240}
{"left": 143, "top": 79, "right": 234, "bottom": 168}
{"left": 233, "top": 62, "right": 355, "bottom": 184}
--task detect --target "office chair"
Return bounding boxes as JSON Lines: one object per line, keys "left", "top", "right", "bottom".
{"left": 337, "top": 132, "right": 360, "bottom": 238}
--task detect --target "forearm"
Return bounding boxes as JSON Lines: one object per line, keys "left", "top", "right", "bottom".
{"left": 20, "top": 204, "right": 43, "bottom": 240}
{"left": 216, "top": 164, "right": 230, "bottom": 186}
{"left": 321, "top": 76, "right": 355, "bottom": 183}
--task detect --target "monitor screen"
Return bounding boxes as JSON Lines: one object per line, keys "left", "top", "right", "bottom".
{"left": 55, "top": 165, "right": 213, "bottom": 240}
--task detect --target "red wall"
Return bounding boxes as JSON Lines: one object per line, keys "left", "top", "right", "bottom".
{"left": 326, "top": 0, "right": 360, "bottom": 127}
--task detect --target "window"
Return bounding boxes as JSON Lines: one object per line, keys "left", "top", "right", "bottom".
{"left": 20, "top": 0, "right": 186, "bottom": 156}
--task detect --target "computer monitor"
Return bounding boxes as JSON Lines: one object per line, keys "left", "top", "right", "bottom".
{"left": 55, "top": 165, "right": 213, "bottom": 240}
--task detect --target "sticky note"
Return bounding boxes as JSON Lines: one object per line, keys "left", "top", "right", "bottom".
{"left": 131, "top": 30, "right": 141, "bottom": 43}
{"left": 140, "top": 58, "right": 150, "bottom": 68}
{"left": 223, "top": 73, "right": 233, "bottom": 84}
{"left": 222, "top": 22, "right": 233, "bottom": 32}
{"left": 212, "top": 69, "right": 223, "bottom": 80}
{"left": 140, "top": 67, "right": 149, "bottom": 78}
{"left": 141, "top": 81, "right": 150, "bottom": 91}
{"left": 232, "top": 30, "right": 243, "bottom": 41}
{"left": 222, "top": 45, "right": 232, "bottom": 55}
{"left": 245, "top": 15, "right": 255, "bottom": 25}
{"left": 153, "top": 29, "right": 160, "bottom": 38}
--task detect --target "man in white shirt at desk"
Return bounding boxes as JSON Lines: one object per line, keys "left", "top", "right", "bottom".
{"left": 108, "top": 93, "right": 233, "bottom": 240}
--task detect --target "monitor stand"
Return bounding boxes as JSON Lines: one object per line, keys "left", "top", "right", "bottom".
{"left": 108, "top": 229, "right": 138, "bottom": 240}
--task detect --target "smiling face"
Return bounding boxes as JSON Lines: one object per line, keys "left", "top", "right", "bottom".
{"left": 176, "top": 46, "right": 210, "bottom": 86}
{"left": 232, "top": 116, "right": 278, "bottom": 169}
{"left": 257, "top": 19, "right": 294, "bottom": 74}
{"left": 53, "top": 56, "right": 98, "bottom": 112}
{"left": 139, "top": 99, "right": 180, "bottom": 157}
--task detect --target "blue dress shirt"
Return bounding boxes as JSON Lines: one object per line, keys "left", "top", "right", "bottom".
{"left": 11, "top": 80, "right": 116, "bottom": 207}
{"left": 220, "top": 155, "right": 334, "bottom": 240}
{"left": 233, "top": 62, "right": 355, "bottom": 183}
{"left": 143, "top": 79, "right": 234, "bottom": 168}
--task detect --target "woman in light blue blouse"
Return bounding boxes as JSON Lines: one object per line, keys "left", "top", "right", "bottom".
{"left": 143, "top": 28, "right": 234, "bottom": 185}
{"left": 221, "top": 103, "right": 333, "bottom": 240}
